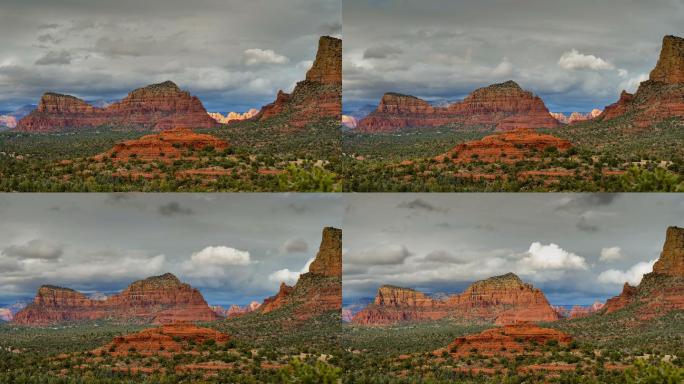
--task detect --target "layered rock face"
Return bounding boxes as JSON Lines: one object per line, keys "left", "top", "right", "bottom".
{"left": 12, "top": 273, "right": 217, "bottom": 326}
{"left": 352, "top": 273, "right": 559, "bottom": 326}
{"left": 258, "top": 227, "right": 342, "bottom": 321}
{"left": 96, "top": 323, "right": 230, "bottom": 357}
{"left": 435, "top": 324, "right": 572, "bottom": 358}
{"left": 213, "top": 301, "right": 261, "bottom": 318}
{"left": 550, "top": 109, "right": 602, "bottom": 124}
{"left": 208, "top": 109, "right": 259, "bottom": 124}
{"left": 252, "top": 36, "right": 341, "bottom": 129}
{"left": 356, "top": 81, "right": 559, "bottom": 132}
{"left": 94, "top": 127, "right": 229, "bottom": 163}
{"left": 653, "top": 226, "right": 684, "bottom": 276}
{"left": 435, "top": 129, "right": 572, "bottom": 164}
{"left": 597, "top": 35, "right": 684, "bottom": 127}
{"left": 16, "top": 81, "right": 218, "bottom": 132}
{"left": 601, "top": 226, "right": 684, "bottom": 319}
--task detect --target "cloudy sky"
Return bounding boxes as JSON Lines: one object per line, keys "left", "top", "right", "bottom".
{"left": 343, "top": 0, "right": 684, "bottom": 114}
{"left": 0, "top": 0, "right": 341, "bottom": 113}
{"left": 343, "top": 194, "right": 684, "bottom": 307}
{"left": 0, "top": 194, "right": 342, "bottom": 306}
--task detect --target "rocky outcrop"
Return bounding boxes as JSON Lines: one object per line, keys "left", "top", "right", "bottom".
{"left": 251, "top": 36, "right": 341, "bottom": 129}
{"left": 208, "top": 109, "right": 259, "bottom": 124}
{"left": 213, "top": 301, "right": 261, "bottom": 318}
{"left": 434, "top": 323, "right": 572, "bottom": 358}
{"left": 12, "top": 273, "right": 217, "bottom": 326}
{"left": 598, "top": 35, "right": 684, "bottom": 127}
{"left": 258, "top": 227, "right": 342, "bottom": 321}
{"left": 308, "top": 227, "right": 343, "bottom": 277}
{"left": 16, "top": 81, "right": 218, "bottom": 132}
{"left": 94, "top": 127, "right": 229, "bottom": 163}
{"left": 95, "top": 323, "right": 230, "bottom": 357}
{"left": 0, "top": 115, "right": 17, "bottom": 128}
{"left": 601, "top": 226, "right": 684, "bottom": 319}
{"left": 352, "top": 273, "right": 559, "bottom": 326}
{"left": 356, "top": 81, "right": 559, "bottom": 132}
{"left": 435, "top": 129, "right": 572, "bottom": 164}
{"left": 341, "top": 115, "right": 358, "bottom": 128}
{"left": 603, "top": 283, "right": 638, "bottom": 314}
{"left": 550, "top": 109, "right": 602, "bottom": 124}
{"left": 650, "top": 35, "right": 684, "bottom": 83}
{"left": 567, "top": 302, "right": 605, "bottom": 319}
{"left": 653, "top": 226, "right": 684, "bottom": 276}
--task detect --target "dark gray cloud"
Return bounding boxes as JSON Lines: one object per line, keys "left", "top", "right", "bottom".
{"left": 343, "top": 194, "right": 684, "bottom": 306}
{"left": 397, "top": 198, "right": 448, "bottom": 213}
{"left": 0, "top": 0, "right": 340, "bottom": 112}
{"left": 343, "top": 0, "right": 684, "bottom": 113}
{"left": 0, "top": 194, "right": 342, "bottom": 306}
{"left": 3, "top": 239, "right": 63, "bottom": 260}
{"left": 35, "top": 50, "right": 71, "bottom": 65}
{"left": 280, "top": 238, "right": 309, "bottom": 254}
{"left": 363, "top": 45, "right": 403, "bottom": 59}
{"left": 158, "top": 202, "right": 194, "bottom": 217}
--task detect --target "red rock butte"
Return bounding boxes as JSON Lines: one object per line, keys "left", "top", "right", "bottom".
{"left": 356, "top": 81, "right": 560, "bottom": 133}
{"left": 258, "top": 227, "right": 342, "bottom": 321}
{"left": 15, "top": 81, "right": 218, "bottom": 132}
{"left": 251, "top": 36, "right": 342, "bottom": 128}
{"left": 434, "top": 323, "right": 572, "bottom": 358}
{"left": 12, "top": 273, "right": 218, "bottom": 326}
{"left": 436, "top": 129, "right": 572, "bottom": 164}
{"left": 602, "top": 226, "right": 684, "bottom": 320}
{"left": 94, "top": 127, "right": 229, "bottom": 163}
{"left": 351, "top": 273, "right": 559, "bottom": 326}
{"left": 597, "top": 35, "right": 684, "bottom": 127}
{"left": 95, "top": 323, "right": 230, "bottom": 357}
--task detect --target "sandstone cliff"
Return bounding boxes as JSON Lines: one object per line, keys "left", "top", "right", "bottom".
{"left": 597, "top": 35, "right": 684, "bottom": 128}
{"left": 435, "top": 129, "right": 572, "bottom": 164}
{"left": 93, "top": 127, "right": 229, "bottom": 163}
{"left": 601, "top": 226, "right": 684, "bottom": 319}
{"left": 356, "top": 81, "right": 559, "bottom": 132}
{"left": 258, "top": 227, "right": 342, "bottom": 321}
{"left": 352, "top": 273, "right": 559, "bottom": 326}
{"left": 12, "top": 273, "right": 217, "bottom": 325}
{"left": 16, "top": 81, "right": 218, "bottom": 132}
{"left": 251, "top": 36, "right": 341, "bottom": 129}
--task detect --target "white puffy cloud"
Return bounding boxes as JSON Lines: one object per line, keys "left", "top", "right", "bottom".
{"left": 280, "top": 238, "right": 309, "bottom": 254}
{"left": 243, "top": 48, "right": 289, "bottom": 66}
{"left": 268, "top": 257, "right": 314, "bottom": 285}
{"left": 346, "top": 244, "right": 412, "bottom": 265}
{"left": 190, "top": 246, "right": 251, "bottom": 266}
{"left": 558, "top": 49, "right": 615, "bottom": 71}
{"left": 519, "top": 242, "right": 588, "bottom": 271}
{"left": 598, "top": 259, "right": 656, "bottom": 286}
{"left": 599, "top": 246, "right": 623, "bottom": 262}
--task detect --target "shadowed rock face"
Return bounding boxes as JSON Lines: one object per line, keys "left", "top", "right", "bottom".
{"left": 16, "top": 81, "right": 218, "bottom": 132}
{"left": 356, "top": 81, "right": 560, "bottom": 132}
{"left": 12, "top": 273, "right": 218, "bottom": 326}
{"left": 352, "top": 273, "right": 559, "bottom": 326}
{"left": 598, "top": 35, "right": 684, "bottom": 127}
{"left": 252, "top": 36, "right": 341, "bottom": 129}
{"left": 601, "top": 226, "right": 684, "bottom": 319}
{"left": 258, "top": 227, "right": 342, "bottom": 321}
